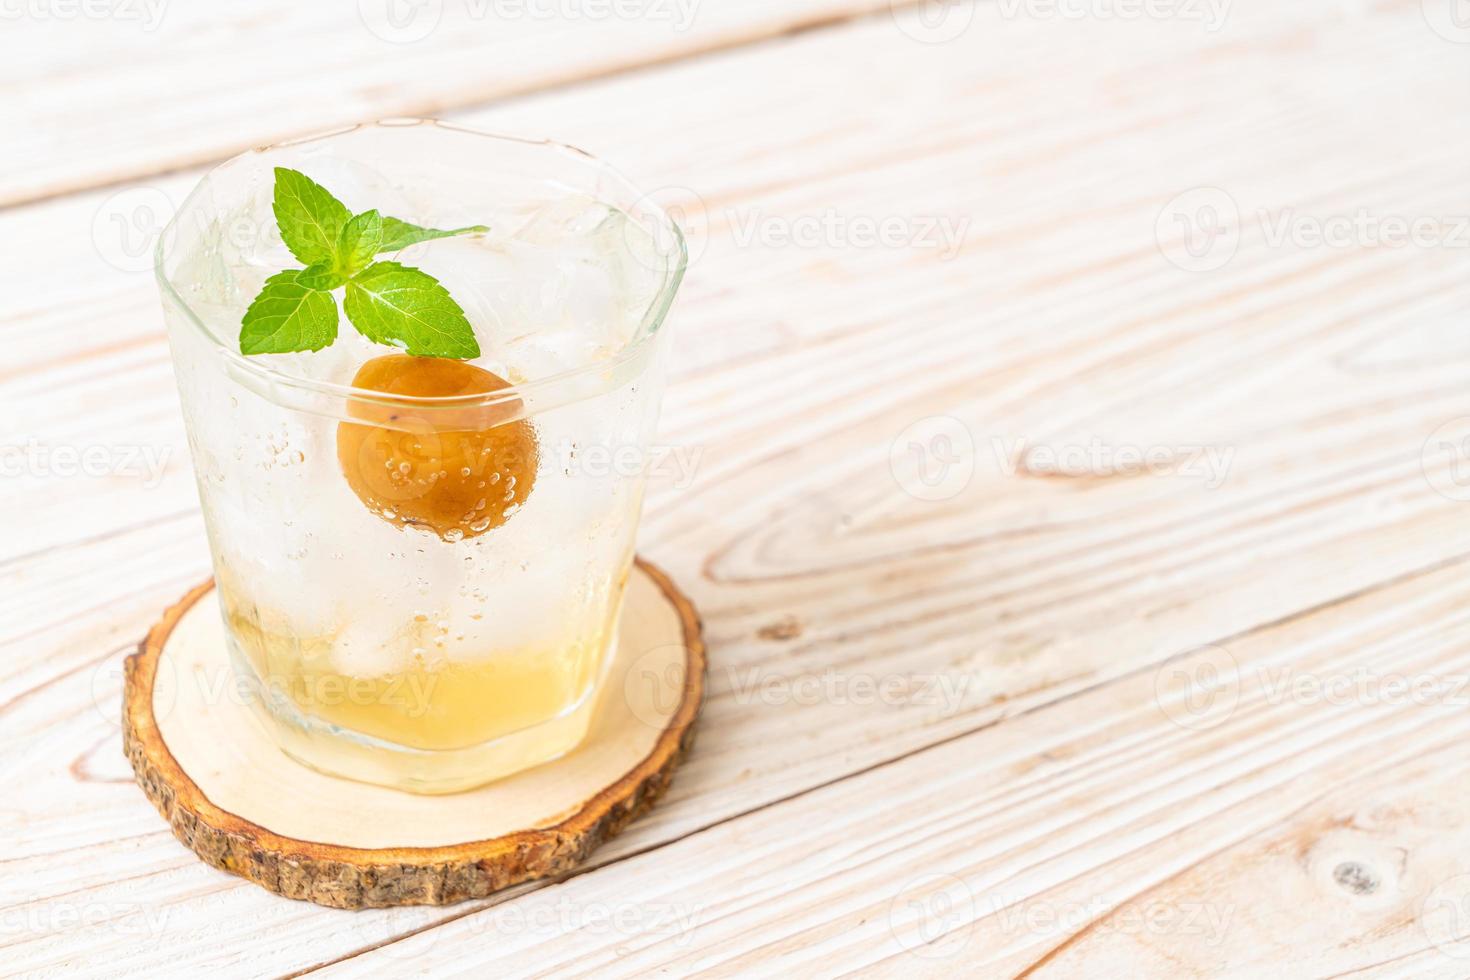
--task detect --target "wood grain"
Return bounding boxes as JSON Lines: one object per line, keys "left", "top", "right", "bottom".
{"left": 0, "top": 0, "right": 903, "bottom": 207}
{"left": 6, "top": 0, "right": 1470, "bottom": 975}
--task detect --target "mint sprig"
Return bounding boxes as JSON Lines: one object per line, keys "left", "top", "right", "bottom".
{"left": 240, "top": 168, "right": 488, "bottom": 359}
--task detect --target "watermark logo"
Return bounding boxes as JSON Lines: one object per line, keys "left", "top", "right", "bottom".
{"left": 94, "top": 187, "right": 298, "bottom": 276}
{"left": 889, "top": 873, "right": 974, "bottom": 958}
{"left": 92, "top": 185, "right": 176, "bottom": 274}
{"left": 91, "top": 647, "right": 177, "bottom": 729}
{"left": 891, "top": 0, "right": 975, "bottom": 44}
{"left": 623, "top": 643, "right": 690, "bottom": 730}
{"left": 1422, "top": 418, "right": 1470, "bottom": 502}
{"left": 346, "top": 419, "right": 447, "bottom": 505}
{"left": 358, "top": 0, "right": 443, "bottom": 43}
{"left": 890, "top": 415, "right": 975, "bottom": 501}
{"left": 1422, "top": 873, "right": 1470, "bottom": 957}
{"left": 625, "top": 184, "right": 710, "bottom": 272}
{"left": 1422, "top": 0, "right": 1470, "bottom": 43}
{"left": 1154, "top": 644, "right": 1239, "bottom": 730}
{"left": 1156, "top": 187, "right": 1240, "bottom": 272}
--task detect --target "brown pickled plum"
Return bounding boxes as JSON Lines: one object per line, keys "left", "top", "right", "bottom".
{"left": 337, "top": 354, "right": 537, "bottom": 541}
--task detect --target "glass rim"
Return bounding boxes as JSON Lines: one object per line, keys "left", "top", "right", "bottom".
{"left": 155, "top": 119, "right": 688, "bottom": 413}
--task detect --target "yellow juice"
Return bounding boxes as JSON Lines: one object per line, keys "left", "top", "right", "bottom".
{"left": 217, "top": 579, "right": 621, "bottom": 792}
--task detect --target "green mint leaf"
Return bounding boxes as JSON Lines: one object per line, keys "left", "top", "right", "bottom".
{"left": 337, "top": 209, "right": 384, "bottom": 277}
{"left": 296, "top": 262, "right": 345, "bottom": 290}
{"left": 239, "top": 269, "right": 340, "bottom": 354}
{"left": 272, "top": 168, "right": 351, "bottom": 267}
{"left": 378, "top": 217, "right": 489, "bottom": 253}
{"left": 343, "top": 261, "right": 481, "bottom": 359}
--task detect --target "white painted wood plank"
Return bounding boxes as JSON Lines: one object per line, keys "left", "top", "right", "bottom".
{"left": 0, "top": 0, "right": 900, "bottom": 206}
{"left": 313, "top": 559, "right": 1470, "bottom": 976}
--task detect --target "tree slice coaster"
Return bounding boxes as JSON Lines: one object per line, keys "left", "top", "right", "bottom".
{"left": 122, "top": 558, "right": 704, "bottom": 909}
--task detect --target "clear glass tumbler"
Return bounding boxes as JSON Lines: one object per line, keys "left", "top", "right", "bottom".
{"left": 155, "top": 121, "right": 685, "bottom": 793}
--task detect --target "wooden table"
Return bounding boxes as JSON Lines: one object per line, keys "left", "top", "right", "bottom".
{"left": 7, "top": 1, "right": 1470, "bottom": 975}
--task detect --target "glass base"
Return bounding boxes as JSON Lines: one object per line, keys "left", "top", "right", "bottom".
{"left": 227, "top": 638, "right": 609, "bottom": 795}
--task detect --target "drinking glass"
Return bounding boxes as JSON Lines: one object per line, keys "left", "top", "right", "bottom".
{"left": 155, "top": 121, "right": 686, "bottom": 793}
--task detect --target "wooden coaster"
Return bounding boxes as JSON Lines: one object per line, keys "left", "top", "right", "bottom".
{"left": 122, "top": 558, "right": 704, "bottom": 909}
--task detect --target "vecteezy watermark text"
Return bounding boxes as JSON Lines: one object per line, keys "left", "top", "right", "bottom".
{"left": 1, "top": 439, "right": 171, "bottom": 488}
{"left": 995, "top": 436, "right": 1235, "bottom": 489}
{"left": 1154, "top": 643, "right": 1470, "bottom": 731}
{"left": 887, "top": 876, "right": 1235, "bottom": 961}
{"left": 889, "top": 418, "right": 1236, "bottom": 502}
{"left": 724, "top": 665, "right": 972, "bottom": 716}
{"left": 1158, "top": 187, "right": 1470, "bottom": 272}
{"left": 0, "top": 0, "right": 167, "bottom": 29}
{"left": 0, "top": 899, "right": 171, "bottom": 940}
{"left": 358, "top": 0, "right": 700, "bottom": 44}
{"left": 625, "top": 185, "right": 973, "bottom": 272}
{"left": 482, "top": 0, "right": 698, "bottom": 28}
{"left": 1258, "top": 209, "right": 1470, "bottom": 251}
{"left": 551, "top": 440, "right": 703, "bottom": 490}
{"left": 1258, "top": 666, "right": 1470, "bottom": 709}
{"left": 727, "top": 208, "right": 970, "bottom": 261}
{"left": 474, "top": 897, "right": 701, "bottom": 946}
{"left": 990, "top": 894, "right": 1235, "bottom": 946}
{"left": 890, "top": 0, "right": 1230, "bottom": 45}
{"left": 993, "top": 0, "right": 1230, "bottom": 30}
{"left": 196, "top": 663, "right": 439, "bottom": 719}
